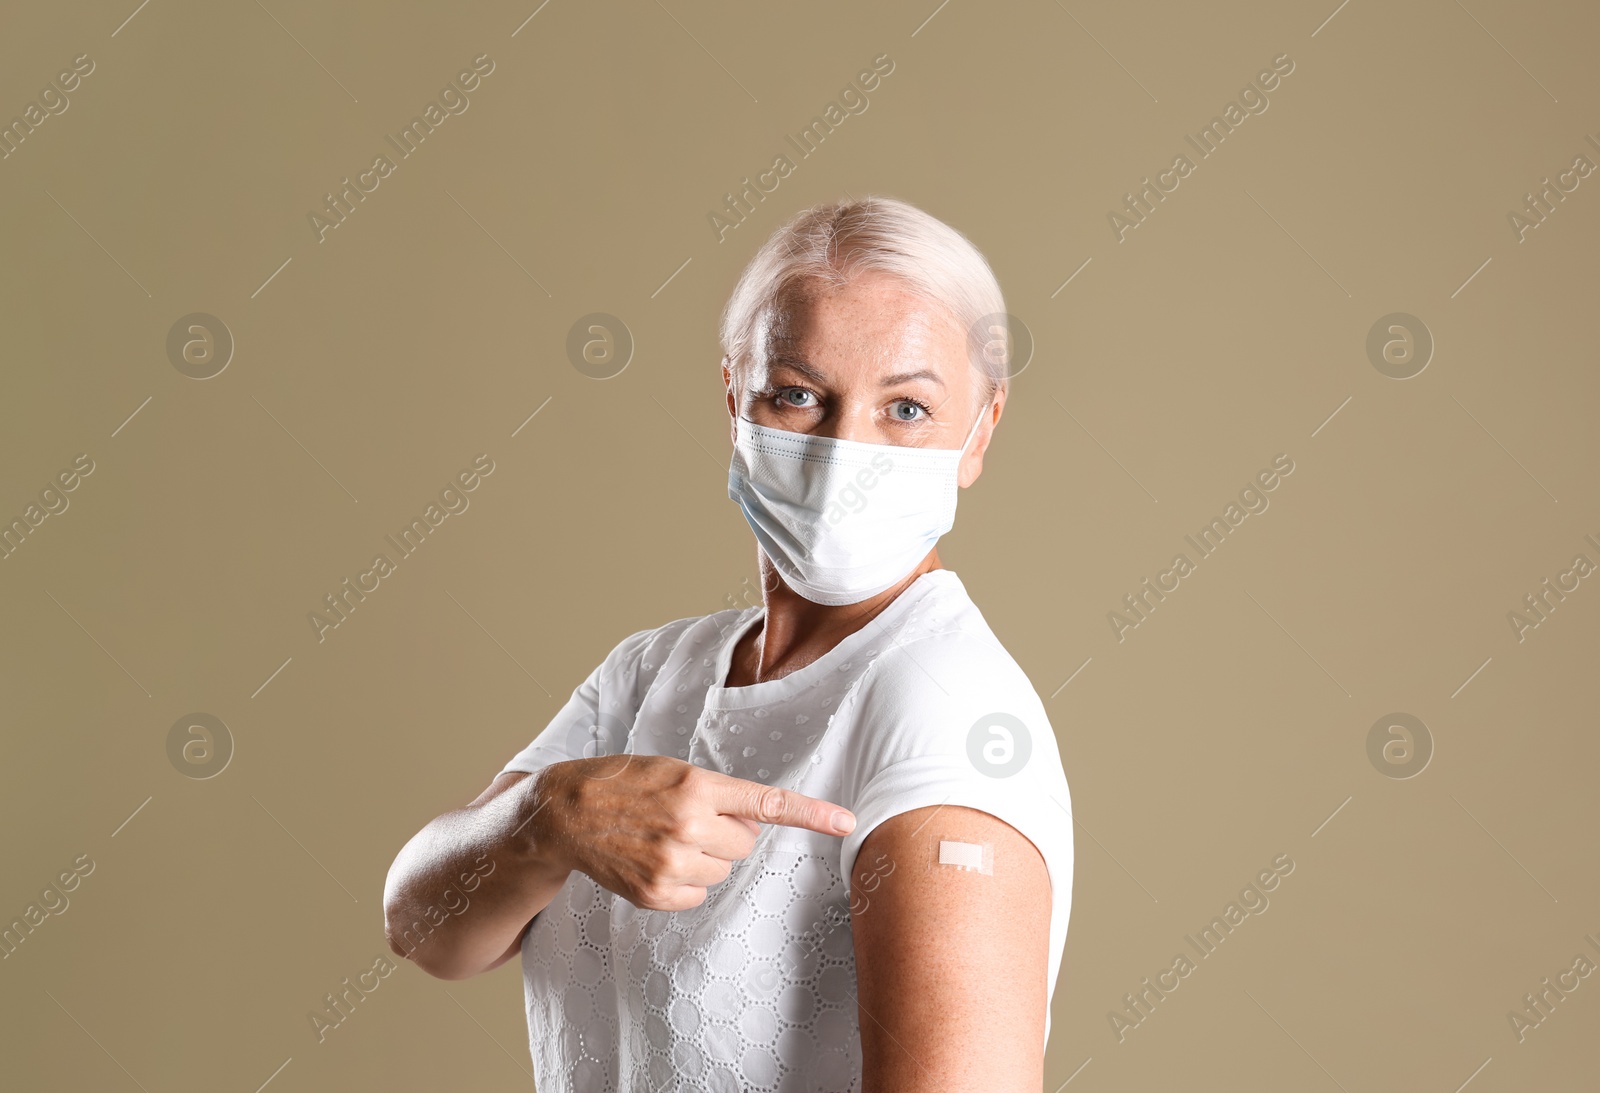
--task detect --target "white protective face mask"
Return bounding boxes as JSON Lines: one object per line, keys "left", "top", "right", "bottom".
{"left": 727, "top": 401, "right": 991, "bottom": 606}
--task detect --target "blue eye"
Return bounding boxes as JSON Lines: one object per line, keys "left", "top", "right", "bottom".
{"left": 766, "top": 388, "right": 933, "bottom": 422}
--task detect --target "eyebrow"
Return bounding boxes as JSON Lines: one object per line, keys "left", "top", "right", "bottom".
{"left": 769, "top": 356, "right": 946, "bottom": 389}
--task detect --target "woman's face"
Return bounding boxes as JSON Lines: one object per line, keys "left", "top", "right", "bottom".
{"left": 724, "top": 271, "right": 1002, "bottom": 487}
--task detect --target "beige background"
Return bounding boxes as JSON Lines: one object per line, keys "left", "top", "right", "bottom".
{"left": 2, "top": 0, "right": 1597, "bottom": 1089}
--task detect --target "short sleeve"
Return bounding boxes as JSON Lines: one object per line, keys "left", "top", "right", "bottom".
{"left": 498, "top": 625, "right": 662, "bottom": 777}
{"left": 834, "top": 629, "right": 1074, "bottom": 1042}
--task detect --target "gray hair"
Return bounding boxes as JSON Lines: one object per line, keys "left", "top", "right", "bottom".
{"left": 718, "top": 194, "right": 1010, "bottom": 411}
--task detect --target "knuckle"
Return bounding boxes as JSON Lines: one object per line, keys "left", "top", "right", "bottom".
{"left": 755, "top": 786, "right": 787, "bottom": 824}
{"left": 672, "top": 817, "right": 701, "bottom": 849}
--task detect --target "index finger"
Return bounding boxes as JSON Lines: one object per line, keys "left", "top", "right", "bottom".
{"left": 696, "top": 769, "right": 856, "bottom": 836}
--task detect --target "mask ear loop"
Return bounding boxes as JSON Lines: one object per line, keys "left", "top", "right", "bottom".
{"left": 956, "top": 398, "right": 993, "bottom": 457}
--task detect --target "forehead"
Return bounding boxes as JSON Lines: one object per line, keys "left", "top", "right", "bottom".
{"left": 758, "top": 272, "right": 964, "bottom": 361}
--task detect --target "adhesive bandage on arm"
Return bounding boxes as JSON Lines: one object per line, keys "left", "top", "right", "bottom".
{"left": 931, "top": 838, "right": 994, "bottom": 876}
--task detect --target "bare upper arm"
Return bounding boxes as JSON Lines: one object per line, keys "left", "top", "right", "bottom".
{"left": 850, "top": 804, "right": 1051, "bottom": 1093}
{"left": 482, "top": 914, "right": 534, "bottom": 972}
{"left": 465, "top": 768, "right": 529, "bottom": 809}
{"left": 464, "top": 769, "right": 536, "bottom": 971}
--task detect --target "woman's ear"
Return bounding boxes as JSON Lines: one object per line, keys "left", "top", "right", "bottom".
{"left": 959, "top": 392, "right": 1003, "bottom": 488}
{"left": 725, "top": 357, "right": 744, "bottom": 445}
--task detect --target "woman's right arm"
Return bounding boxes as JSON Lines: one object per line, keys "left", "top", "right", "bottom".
{"left": 383, "top": 753, "right": 857, "bottom": 981}
{"left": 382, "top": 767, "right": 573, "bottom": 981}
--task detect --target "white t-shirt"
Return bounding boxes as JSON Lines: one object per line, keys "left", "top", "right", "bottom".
{"left": 498, "top": 568, "right": 1074, "bottom": 1092}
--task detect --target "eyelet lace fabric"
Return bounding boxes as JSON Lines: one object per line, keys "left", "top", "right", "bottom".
{"left": 523, "top": 839, "right": 863, "bottom": 1091}
{"left": 499, "top": 570, "right": 1073, "bottom": 1090}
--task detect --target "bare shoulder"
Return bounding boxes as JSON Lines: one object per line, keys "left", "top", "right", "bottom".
{"left": 850, "top": 804, "right": 1050, "bottom": 1092}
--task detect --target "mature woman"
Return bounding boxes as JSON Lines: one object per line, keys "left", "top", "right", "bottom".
{"left": 383, "top": 195, "right": 1074, "bottom": 1092}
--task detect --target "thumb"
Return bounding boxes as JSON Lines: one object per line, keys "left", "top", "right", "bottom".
{"left": 705, "top": 773, "right": 856, "bottom": 836}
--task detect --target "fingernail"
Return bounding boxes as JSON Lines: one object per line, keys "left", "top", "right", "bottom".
{"left": 832, "top": 812, "right": 855, "bottom": 834}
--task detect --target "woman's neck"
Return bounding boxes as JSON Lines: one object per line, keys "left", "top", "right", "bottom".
{"left": 725, "top": 548, "right": 942, "bottom": 687}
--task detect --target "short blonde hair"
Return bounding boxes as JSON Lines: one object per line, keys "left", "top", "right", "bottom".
{"left": 719, "top": 194, "right": 1010, "bottom": 408}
